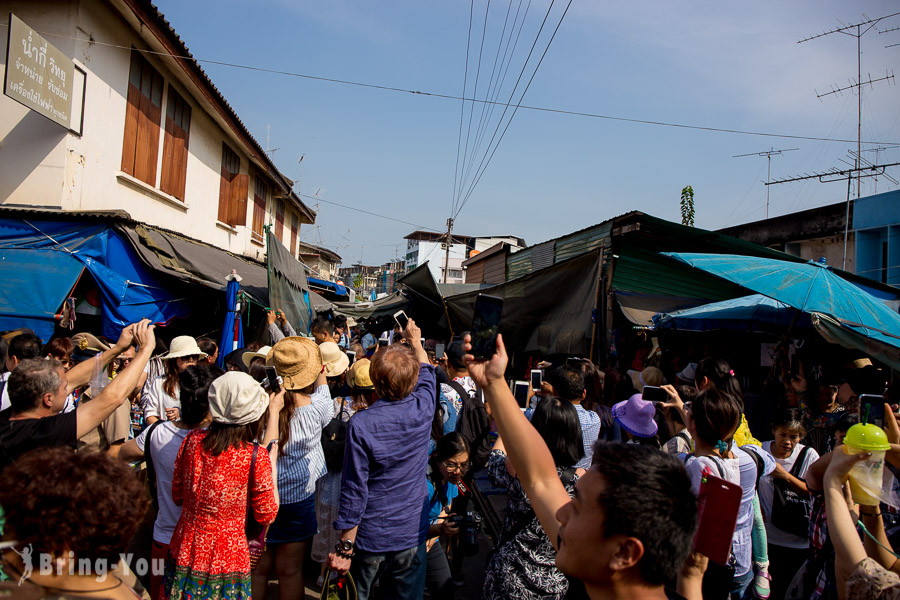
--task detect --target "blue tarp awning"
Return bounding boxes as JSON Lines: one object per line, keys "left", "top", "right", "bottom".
{"left": 0, "top": 249, "right": 84, "bottom": 340}
{"left": 307, "top": 276, "right": 348, "bottom": 296}
{"left": 0, "top": 219, "right": 193, "bottom": 340}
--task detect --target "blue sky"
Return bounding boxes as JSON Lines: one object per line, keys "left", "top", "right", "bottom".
{"left": 152, "top": 0, "right": 900, "bottom": 267}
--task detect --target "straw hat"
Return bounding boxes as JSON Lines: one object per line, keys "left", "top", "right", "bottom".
{"left": 348, "top": 359, "right": 374, "bottom": 390}
{"left": 267, "top": 337, "right": 322, "bottom": 390}
{"left": 612, "top": 394, "right": 659, "bottom": 438}
{"left": 162, "top": 336, "right": 207, "bottom": 360}
{"left": 208, "top": 372, "right": 269, "bottom": 425}
{"left": 320, "top": 341, "right": 350, "bottom": 377}
{"left": 242, "top": 346, "right": 272, "bottom": 368}
{"left": 627, "top": 366, "right": 664, "bottom": 392}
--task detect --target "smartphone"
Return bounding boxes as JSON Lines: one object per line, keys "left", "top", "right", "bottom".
{"left": 346, "top": 350, "right": 356, "bottom": 365}
{"left": 641, "top": 385, "right": 668, "bottom": 402}
{"left": 513, "top": 381, "right": 529, "bottom": 409}
{"left": 265, "top": 366, "right": 281, "bottom": 394}
{"left": 394, "top": 310, "right": 409, "bottom": 330}
{"left": 530, "top": 369, "right": 542, "bottom": 389}
{"left": 435, "top": 343, "right": 445, "bottom": 360}
{"left": 378, "top": 338, "right": 389, "bottom": 347}
{"left": 859, "top": 394, "right": 886, "bottom": 428}
{"left": 470, "top": 294, "right": 503, "bottom": 359}
{"left": 694, "top": 470, "right": 742, "bottom": 565}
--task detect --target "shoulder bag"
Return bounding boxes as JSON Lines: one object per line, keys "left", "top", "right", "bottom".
{"left": 321, "top": 397, "right": 348, "bottom": 473}
{"left": 771, "top": 446, "right": 812, "bottom": 537}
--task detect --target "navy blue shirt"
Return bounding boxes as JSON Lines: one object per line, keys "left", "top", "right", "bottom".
{"left": 334, "top": 363, "right": 436, "bottom": 552}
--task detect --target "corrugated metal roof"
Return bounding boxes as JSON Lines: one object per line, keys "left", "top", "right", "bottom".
{"left": 555, "top": 221, "right": 613, "bottom": 263}
{"left": 506, "top": 248, "right": 532, "bottom": 280}
{"left": 531, "top": 241, "right": 555, "bottom": 271}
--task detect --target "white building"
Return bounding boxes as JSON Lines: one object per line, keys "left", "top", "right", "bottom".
{"left": 0, "top": 0, "right": 315, "bottom": 261}
{"left": 404, "top": 231, "right": 526, "bottom": 284}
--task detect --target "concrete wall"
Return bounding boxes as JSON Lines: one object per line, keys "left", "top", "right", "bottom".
{"left": 0, "top": 0, "right": 302, "bottom": 260}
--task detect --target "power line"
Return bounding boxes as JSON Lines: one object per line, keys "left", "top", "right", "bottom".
{"left": 456, "top": 0, "right": 573, "bottom": 219}
{"left": 297, "top": 193, "right": 436, "bottom": 230}
{"left": 455, "top": 0, "right": 557, "bottom": 213}
{"left": 9, "top": 23, "right": 895, "bottom": 147}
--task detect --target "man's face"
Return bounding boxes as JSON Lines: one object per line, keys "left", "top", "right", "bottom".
{"left": 554, "top": 468, "right": 619, "bottom": 585}
{"left": 49, "top": 368, "right": 68, "bottom": 414}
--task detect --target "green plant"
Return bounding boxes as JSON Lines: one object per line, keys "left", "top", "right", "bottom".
{"left": 680, "top": 185, "right": 695, "bottom": 227}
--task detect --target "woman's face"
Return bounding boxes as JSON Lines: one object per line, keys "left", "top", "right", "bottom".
{"left": 175, "top": 354, "right": 200, "bottom": 372}
{"left": 438, "top": 451, "right": 470, "bottom": 485}
{"left": 773, "top": 426, "right": 801, "bottom": 458}
{"left": 818, "top": 384, "right": 839, "bottom": 409}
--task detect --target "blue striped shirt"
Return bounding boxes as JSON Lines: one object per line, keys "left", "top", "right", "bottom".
{"left": 277, "top": 384, "right": 333, "bottom": 503}
{"left": 574, "top": 403, "right": 602, "bottom": 469}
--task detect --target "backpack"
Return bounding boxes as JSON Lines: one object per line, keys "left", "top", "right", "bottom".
{"left": 321, "top": 397, "right": 349, "bottom": 472}
{"left": 449, "top": 380, "right": 491, "bottom": 472}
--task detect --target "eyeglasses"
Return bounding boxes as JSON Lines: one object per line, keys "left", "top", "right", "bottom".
{"left": 119, "top": 357, "right": 133, "bottom": 366}
{"left": 441, "top": 460, "right": 470, "bottom": 473}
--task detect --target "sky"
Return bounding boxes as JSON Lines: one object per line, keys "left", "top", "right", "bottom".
{"left": 152, "top": 0, "right": 900, "bottom": 267}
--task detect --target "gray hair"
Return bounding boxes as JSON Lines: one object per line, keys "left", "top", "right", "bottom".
{"left": 9, "top": 358, "right": 63, "bottom": 413}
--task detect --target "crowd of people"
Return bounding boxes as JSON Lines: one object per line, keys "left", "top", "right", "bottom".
{"left": 1, "top": 310, "right": 899, "bottom": 600}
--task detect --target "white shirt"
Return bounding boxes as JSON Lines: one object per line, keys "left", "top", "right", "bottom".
{"left": 759, "top": 441, "right": 819, "bottom": 548}
{"left": 141, "top": 375, "right": 180, "bottom": 421}
{"left": 136, "top": 421, "right": 193, "bottom": 544}
{"left": 0, "top": 372, "right": 9, "bottom": 412}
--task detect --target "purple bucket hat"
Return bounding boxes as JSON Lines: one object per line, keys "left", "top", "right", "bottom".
{"left": 612, "top": 393, "right": 659, "bottom": 438}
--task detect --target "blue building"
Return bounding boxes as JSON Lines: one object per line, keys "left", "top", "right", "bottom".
{"left": 854, "top": 190, "right": 900, "bottom": 286}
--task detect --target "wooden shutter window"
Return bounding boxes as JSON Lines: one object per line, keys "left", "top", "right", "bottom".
{"left": 275, "top": 199, "right": 285, "bottom": 239}
{"left": 218, "top": 143, "right": 240, "bottom": 225}
{"left": 252, "top": 195, "right": 266, "bottom": 242}
{"left": 161, "top": 87, "right": 191, "bottom": 200}
{"left": 231, "top": 174, "right": 249, "bottom": 227}
{"left": 121, "top": 51, "right": 163, "bottom": 186}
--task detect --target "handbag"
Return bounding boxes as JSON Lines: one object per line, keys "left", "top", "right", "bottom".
{"left": 321, "top": 397, "right": 348, "bottom": 472}
{"left": 246, "top": 443, "right": 269, "bottom": 570}
{"left": 320, "top": 568, "right": 357, "bottom": 600}
{"left": 771, "top": 446, "right": 812, "bottom": 537}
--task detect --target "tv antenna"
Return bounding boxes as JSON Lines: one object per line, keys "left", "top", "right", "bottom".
{"left": 265, "top": 124, "right": 280, "bottom": 158}
{"left": 799, "top": 12, "right": 900, "bottom": 199}
{"left": 733, "top": 147, "right": 799, "bottom": 218}
{"left": 766, "top": 159, "right": 900, "bottom": 270}
{"left": 854, "top": 146, "right": 900, "bottom": 193}
{"left": 881, "top": 25, "right": 900, "bottom": 48}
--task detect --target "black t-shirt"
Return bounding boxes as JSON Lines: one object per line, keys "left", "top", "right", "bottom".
{"left": 0, "top": 408, "right": 78, "bottom": 471}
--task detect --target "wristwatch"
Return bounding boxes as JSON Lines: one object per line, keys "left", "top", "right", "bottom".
{"left": 335, "top": 539, "right": 355, "bottom": 559}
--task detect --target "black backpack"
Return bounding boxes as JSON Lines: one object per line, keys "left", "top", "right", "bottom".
{"left": 321, "top": 397, "right": 348, "bottom": 472}
{"left": 449, "top": 380, "right": 491, "bottom": 472}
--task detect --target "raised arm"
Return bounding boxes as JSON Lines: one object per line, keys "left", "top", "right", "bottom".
{"left": 405, "top": 319, "right": 428, "bottom": 364}
{"left": 75, "top": 320, "right": 154, "bottom": 439}
{"left": 66, "top": 324, "right": 135, "bottom": 392}
{"left": 463, "top": 333, "right": 571, "bottom": 550}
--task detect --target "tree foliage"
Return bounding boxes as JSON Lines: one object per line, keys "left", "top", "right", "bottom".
{"left": 680, "top": 185, "right": 695, "bottom": 227}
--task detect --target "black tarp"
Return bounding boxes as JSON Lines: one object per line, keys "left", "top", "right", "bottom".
{"left": 119, "top": 224, "right": 269, "bottom": 302}
{"left": 267, "top": 228, "right": 312, "bottom": 335}
{"left": 445, "top": 250, "right": 601, "bottom": 357}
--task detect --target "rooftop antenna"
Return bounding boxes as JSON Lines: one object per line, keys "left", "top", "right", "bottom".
{"left": 881, "top": 25, "right": 900, "bottom": 48}
{"left": 855, "top": 146, "right": 900, "bottom": 193}
{"left": 265, "top": 124, "right": 280, "bottom": 159}
{"left": 799, "top": 11, "right": 900, "bottom": 199}
{"left": 733, "top": 147, "right": 799, "bottom": 218}
{"left": 296, "top": 155, "right": 305, "bottom": 193}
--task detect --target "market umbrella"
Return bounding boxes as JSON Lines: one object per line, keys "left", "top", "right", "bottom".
{"left": 217, "top": 270, "right": 244, "bottom": 369}
{"left": 663, "top": 253, "right": 900, "bottom": 354}
{"left": 652, "top": 294, "right": 812, "bottom": 333}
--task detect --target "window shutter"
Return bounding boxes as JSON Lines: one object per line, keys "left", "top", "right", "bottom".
{"left": 133, "top": 61, "right": 163, "bottom": 185}
{"left": 231, "top": 174, "right": 249, "bottom": 227}
{"left": 218, "top": 163, "right": 231, "bottom": 224}
{"left": 161, "top": 89, "right": 191, "bottom": 200}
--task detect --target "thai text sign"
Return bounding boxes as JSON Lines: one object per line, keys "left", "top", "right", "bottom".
{"left": 4, "top": 14, "right": 75, "bottom": 129}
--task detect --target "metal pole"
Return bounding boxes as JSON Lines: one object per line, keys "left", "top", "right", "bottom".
{"left": 766, "top": 151, "right": 772, "bottom": 219}
{"left": 442, "top": 217, "right": 453, "bottom": 284}
{"left": 843, "top": 173, "right": 852, "bottom": 270}
{"left": 857, "top": 26, "right": 862, "bottom": 200}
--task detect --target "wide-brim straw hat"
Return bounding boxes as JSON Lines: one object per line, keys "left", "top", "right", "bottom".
{"left": 162, "top": 336, "right": 208, "bottom": 360}
{"left": 320, "top": 341, "right": 350, "bottom": 377}
{"left": 348, "top": 359, "right": 374, "bottom": 390}
{"left": 267, "top": 337, "right": 322, "bottom": 390}
{"left": 242, "top": 346, "right": 272, "bottom": 368}
{"left": 208, "top": 371, "right": 269, "bottom": 425}
{"left": 612, "top": 394, "right": 659, "bottom": 438}
{"left": 628, "top": 366, "right": 664, "bottom": 392}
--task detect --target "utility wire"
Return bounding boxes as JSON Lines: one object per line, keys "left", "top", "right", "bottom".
{"left": 10, "top": 24, "right": 893, "bottom": 147}
{"left": 457, "top": 0, "right": 573, "bottom": 219}
{"left": 455, "top": 0, "right": 556, "bottom": 211}
{"left": 296, "top": 193, "right": 436, "bottom": 230}
{"left": 451, "top": 0, "right": 476, "bottom": 219}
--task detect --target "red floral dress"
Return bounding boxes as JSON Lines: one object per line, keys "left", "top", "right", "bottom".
{"left": 163, "top": 431, "right": 278, "bottom": 600}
